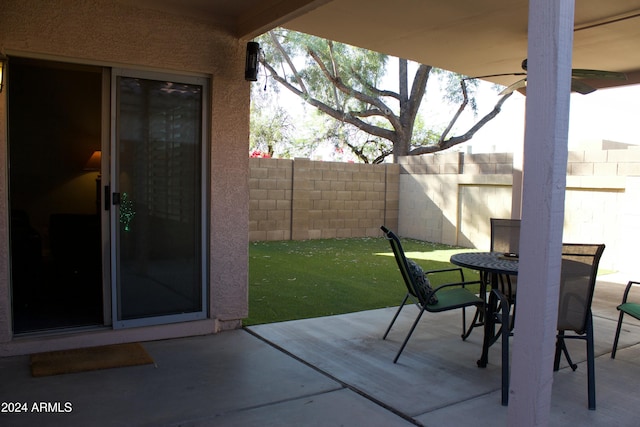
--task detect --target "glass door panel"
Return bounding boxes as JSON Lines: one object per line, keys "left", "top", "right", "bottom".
{"left": 8, "top": 58, "right": 105, "bottom": 333}
{"left": 112, "top": 71, "right": 207, "bottom": 328}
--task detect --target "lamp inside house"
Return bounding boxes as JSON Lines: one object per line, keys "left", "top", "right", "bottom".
{"left": 0, "top": 55, "right": 6, "bottom": 93}
{"left": 84, "top": 150, "right": 102, "bottom": 213}
{"left": 84, "top": 150, "right": 102, "bottom": 171}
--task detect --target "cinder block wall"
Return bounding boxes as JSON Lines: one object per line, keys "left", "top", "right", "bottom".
{"left": 249, "top": 146, "right": 640, "bottom": 273}
{"left": 249, "top": 158, "right": 399, "bottom": 241}
{"left": 249, "top": 158, "right": 294, "bottom": 241}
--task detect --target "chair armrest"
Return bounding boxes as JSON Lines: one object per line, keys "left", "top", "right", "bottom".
{"left": 491, "top": 288, "right": 512, "bottom": 337}
{"left": 426, "top": 267, "right": 483, "bottom": 290}
{"left": 425, "top": 267, "right": 466, "bottom": 282}
{"left": 492, "top": 288, "right": 510, "bottom": 309}
{"left": 431, "top": 280, "right": 483, "bottom": 294}
{"left": 621, "top": 281, "right": 640, "bottom": 304}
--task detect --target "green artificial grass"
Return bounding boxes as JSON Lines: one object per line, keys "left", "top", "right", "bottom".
{"left": 246, "top": 237, "right": 477, "bottom": 326}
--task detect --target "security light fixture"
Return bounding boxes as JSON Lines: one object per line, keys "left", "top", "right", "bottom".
{"left": 245, "top": 42, "right": 259, "bottom": 81}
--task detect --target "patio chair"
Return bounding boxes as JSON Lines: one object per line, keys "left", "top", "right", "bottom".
{"left": 494, "top": 243, "right": 605, "bottom": 408}
{"left": 470, "top": 218, "right": 522, "bottom": 343}
{"left": 611, "top": 280, "right": 640, "bottom": 359}
{"left": 553, "top": 243, "right": 606, "bottom": 410}
{"left": 491, "top": 287, "right": 512, "bottom": 406}
{"left": 490, "top": 218, "right": 520, "bottom": 302}
{"left": 380, "top": 226, "right": 484, "bottom": 363}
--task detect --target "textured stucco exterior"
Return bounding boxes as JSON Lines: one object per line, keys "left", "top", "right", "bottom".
{"left": 0, "top": 0, "right": 249, "bottom": 355}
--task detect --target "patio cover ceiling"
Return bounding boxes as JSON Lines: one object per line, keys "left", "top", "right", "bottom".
{"left": 128, "top": 0, "right": 640, "bottom": 89}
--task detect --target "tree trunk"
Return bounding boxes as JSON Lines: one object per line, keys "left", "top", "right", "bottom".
{"left": 394, "top": 59, "right": 411, "bottom": 162}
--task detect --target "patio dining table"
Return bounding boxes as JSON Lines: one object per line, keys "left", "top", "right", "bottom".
{"left": 450, "top": 251, "right": 519, "bottom": 368}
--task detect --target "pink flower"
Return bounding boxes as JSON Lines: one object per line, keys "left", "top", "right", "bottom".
{"left": 250, "top": 150, "right": 271, "bottom": 158}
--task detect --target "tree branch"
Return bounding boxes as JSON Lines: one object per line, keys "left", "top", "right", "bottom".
{"left": 261, "top": 60, "right": 306, "bottom": 98}
{"left": 343, "top": 139, "right": 370, "bottom": 164}
{"left": 343, "top": 138, "right": 393, "bottom": 164}
{"left": 350, "top": 108, "right": 387, "bottom": 118}
{"left": 439, "top": 78, "right": 470, "bottom": 143}
{"left": 350, "top": 71, "right": 400, "bottom": 100}
{"left": 269, "top": 31, "right": 308, "bottom": 96}
{"left": 307, "top": 48, "right": 402, "bottom": 130}
{"left": 406, "top": 64, "right": 431, "bottom": 120}
{"left": 262, "top": 59, "right": 396, "bottom": 141}
{"left": 326, "top": 41, "right": 342, "bottom": 108}
{"left": 408, "top": 91, "right": 514, "bottom": 155}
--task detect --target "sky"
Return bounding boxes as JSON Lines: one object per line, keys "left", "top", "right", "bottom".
{"left": 445, "top": 81, "right": 640, "bottom": 154}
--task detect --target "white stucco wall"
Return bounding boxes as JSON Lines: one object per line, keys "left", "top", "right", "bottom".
{"left": 0, "top": 0, "right": 250, "bottom": 355}
{"left": 398, "top": 153, "right": 640, "bottom": 276}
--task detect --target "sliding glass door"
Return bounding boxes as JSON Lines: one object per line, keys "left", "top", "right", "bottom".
{"left": 111, "top": 70, "right": 207, "bottom": 328}
{"left": 8, "top": 58, "right": 105, "bottom": 333}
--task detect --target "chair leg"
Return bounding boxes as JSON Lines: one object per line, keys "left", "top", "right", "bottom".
{"left": 555, "top": 318, "right": 596, "bottom": 409}
{"left": 497, "top": 295, "right": 510, "bottom": 406}
{"left": 586, "top": 315, "right": 596, "bottom": 410}
{"left": 462, "top": 306, "right": 466, "bottom": 337}
{"left": 563, "top": 343, "right": 577, "bottom": 371}
{"left": 611, "top": 311, "right": 625, "bottom": 359}
{"left": 461, "top": 306, "right": 482, "bottom": 340}
{"left": 553, "top": 334, "right": 562, "bottom": 371}
{"left": 510, "top": 300, "right": 516, "bottom": 331}
{"left": 393, "top": 307, "right": 426, "bottom": 364}
{"left": 383, "top": 293, "right": 409, "bottom": 340}
{"left": 462, "top": 266, "right": 487, "bottom": 340}
{"left": 554, "top": 332, "right": 578, "bottom": 372}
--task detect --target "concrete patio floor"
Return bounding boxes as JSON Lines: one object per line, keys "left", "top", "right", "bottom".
{"left": 1, "top": 276, "right": 639, "bottom": 426}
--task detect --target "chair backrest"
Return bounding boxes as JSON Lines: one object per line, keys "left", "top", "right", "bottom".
{"left": 380, "top": 226, "right": 421, "bottom": 303}
{"left": 557, "top": 243, "right": 606, "bottom": 334}
{"left": 490, "top": 218, "right": 521, "bottom": 254}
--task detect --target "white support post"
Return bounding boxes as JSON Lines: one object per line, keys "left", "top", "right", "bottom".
{"left": 511, "top": 141, "right": 523, "bottom": 219}
{"left": 508, "top": 0, "right": 575, "bottom": 426}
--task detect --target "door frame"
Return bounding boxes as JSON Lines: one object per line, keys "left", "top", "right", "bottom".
{"left": 109, "top": 67, "right": 209, "bottom": 329}
{"left": 101, "top": 67, "right": 113, "bottom": 326}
